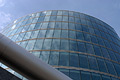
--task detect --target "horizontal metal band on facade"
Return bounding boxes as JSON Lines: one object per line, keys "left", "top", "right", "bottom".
{"left": 9, "top": 27, "right": 120, "bottom": 48}
{"left": 15, "top": 37, "right": 120, "bottom": 56}
{"left": 5, "top": 17, "right": 117, "bottom": 40}
{"left": 29, "top": 49, "right": 120, "bottom": 65}
{"left": 53, "top": 66, "right": 120, "bottom": 79}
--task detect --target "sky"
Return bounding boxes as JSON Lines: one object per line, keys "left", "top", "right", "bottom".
{"left": 0, "top": 0, "right": 120, "bottom": 37}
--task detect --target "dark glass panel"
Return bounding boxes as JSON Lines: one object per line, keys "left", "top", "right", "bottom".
{"left": 61, "top": 30, "right": 68, "bottom": 38}
{"left": 49, "top": 51, "right": 59, "bottom": 65}
{"left": 60, "top": 39, "right": 69, "bottom": 50}
{"left": 79, "top": 54, "right": 89, "bottom": 69}
{"left": 76, "top": 31, "right": 84, "bottom": 40}
{"left": 40, "top": 51, "right": 50, "bottom": 63}
{"left": 34, "top": 39, "right": 44, "bottom": 50}
{"left": 42, "top": 39, "right": 52, "bottom": 50}
{"left": 77, "top": 42, "right": 86, "bottom": 53}
{"left": 51, "top": 39, "right": 60, "bottom": 50}
{"left": 69, "top": 40, "right": 78, "bottom": 51}
{"left": 86, "top": 43, "right": 95, "bottom": 54}
{"left": 69, "top": 70, "right": 80, "bottom": 80}
{"left": 102, "top": 75, "right": 111, "bottom": 80}
{"left": 59, "top": 68, "right": 69, "bottom": 76}
{"left": 91, "top": 73, "right": 101, "bottom": 80}
{"left": 105, "top": 61, "right": 116, "bottom": 75}
{"left": 81, "top": 71, "right": 91, "bottom": 80}
{"left": 97, "top": 58, "right": 108, "bottom": 73}
{"left": 88, "top": 56, "right": 98, "bottom": 70}
{"left": 59, "top": 52, "right": 69, "bottom": 66}
{"left": 101, "top": 47, "right": 110, "bottom": 59}
{"left": 93, "top": 45, "right": 102, "bottom": 56}
{"left": 70, "top": 53, "right": 79, "bottom": 67}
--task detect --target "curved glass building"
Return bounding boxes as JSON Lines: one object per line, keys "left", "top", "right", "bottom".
{"left": 1, "top": 10, "right": 120, "bottom": 80}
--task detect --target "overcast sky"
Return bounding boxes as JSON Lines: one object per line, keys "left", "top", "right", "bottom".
{"left": 0, "top": 0, "right": 120, "bottom": 37}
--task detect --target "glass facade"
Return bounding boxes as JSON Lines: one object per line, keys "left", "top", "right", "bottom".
{"left": 1, "top": 10, "right": 120, "bottom": 80}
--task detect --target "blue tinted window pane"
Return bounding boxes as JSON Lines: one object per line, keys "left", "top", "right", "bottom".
{"left": 20, "top": 41, "right": 28, "bottom": 48}
{"left": 51, "top": 11, "right": 58, "bottom": 15}
{"left": 34, "top": 23, "right": 42, "bottom": 29}
{"left": 93, "top": 45, "right": 102, "bottom": 56}
{"left": 56, "top": 16, "right": 62, "bottom": 21}
{"left": 40, "top": 51, "right": 50, "bottom": 63}
{"left": 37, "top": 30, "right": 47, "bottom": 38}
{"left": 88, "top": 27, "right": 95, "bottom": 34}
{"left": 32, "top": 52, "right": 40, "bottom": 57}
{"left": 37, "top": 16, "right": 45, "bottom": 22}
{"left": 90, "top": 35, "right": 98, "bottom": 44}
{"left": 82, "top": 25, "right": 89, "bottom": 32}
{"left": 16, "top": 33, "right": 25, "bottom": 41}
{"left": 69, "top": 40, "right": 78, "bottom": 51}
{"left": 49, "top": 51, "right": 59, "bottom": 65}
{"left": 114, "top": 63, "right": 120, "bottom": 77}
{"left": 88, "top": 56, "right": 98, "bottom": 70}
{"left": 63, "top": 11, "right": 68, "bottom": 15}
{"left": 76, "top": 31, "right": 84, "bottom": 40}
{"left": 69, "top": 17, "right": 74, "bottom": 22}
{"left": 97, "top": 58, "right": 108, "bottom": 73}
{"left": 44, "top": 16, "right": 50, "bottom": 21}
{"left": 61, "top": 30, "right": 68, "bottom": 38}
{"left": 60, "top": 39, "right": 69, "bottom": 50}
{"left": 46, "top": 11, "right": 52, "bottom": 15}
{"left": 79, "top": 54, "right": 89, "bottom": 69}
{"left": 26, "top": 40, "right": 36, "bottom": 50}
{"left": 50, "top": 16, "right": 57, "bottom": 21}
{"left": 34, "top": 39, "right": 44, "bottom": 50}
{"left": 53, "top": 30, "right": 61, "bottom": 38}
{"left": 70, "top": 70, "right": 80, "bottom": 80}
{"left": 47, "top": 22, "right": 55, "bottom": 28}
{"left": 81, "top": 71, "right": 91, "bottom": 80}
{"left": 62, "top": 22, "right": 68, "bottom": 29}
{"left": 101, "top": 47, "right": 110, "bottom": 59}
{"left": 51, "top": 39, "right": 60, "bottom": 50}
{"left": 111, "top": 77, "right": 119, "bottom": 80}
{"left": 69, "top": 11, "right": 73, "bottom": 16}
{"left": 97, "top": 37, "right": 104, "bottom": 46}
{"left": 86, "top": 43, "right": 94, "bottom": 54}
{"left": 59, "top": 52, "right": 69, "bottom": 66}
{"left": 108, "top": 51, "right": 117, "bottom": 62}
{"left": 32, "top": 17, "right": 38, "bottom": 23}
{"left": 69, "top": 23, "right": 75, "bottom": 30}
{"left": 42, "top": 39, "right": 52, "bottom": 50}
{"left": 105, "top": 61, "right": 116, "bottom": 75}
{"left": 81, "top": 19, "right": 86, "bottom": 25}
{"left": 55, "top": 22, "right": 61, "bottom": 28}
{"left": 30, "top": 30, "right": 39, "bottom": 39}
{"left": 91, "top": 73, "right": 101, "bottom": 80}
{"left": 57, "top": 11, "right": 62, "bottom": 15}
{"left": 75, "top": 24, "right": 82, "bottom": 31}
{"left": 41, "top": 23, "right": 48, "bottom": 29}
{"left": 75, "top": 18, "right": 80, "bottom": 23}
{"left": 70, "top": 53, "right": 79, "bottom": 67}
{"left": 45, "top": 30, "right": 54, "bottom": 38}
{"left": 23, "top": 32, "right": 32, "bottom": 40}
{"left": 28, "top": 24, "right": 36, "bottom": 30}
{"left": 78, "top": 42, "right": 86, "bottom": 53}
{"left": 62, "top": 16, "right": 68, "bottom": 21}
{"left": 59, "top": 68, "right": 69, "bottom": 76}
{"left": 102, "top": 75, "right": 111, "bottom": 80}
{"left": 83, "top": 33, "right": 91, "bottom": 42}
{"left": 69, "top": 30, "right": 76, "bottom": 39}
